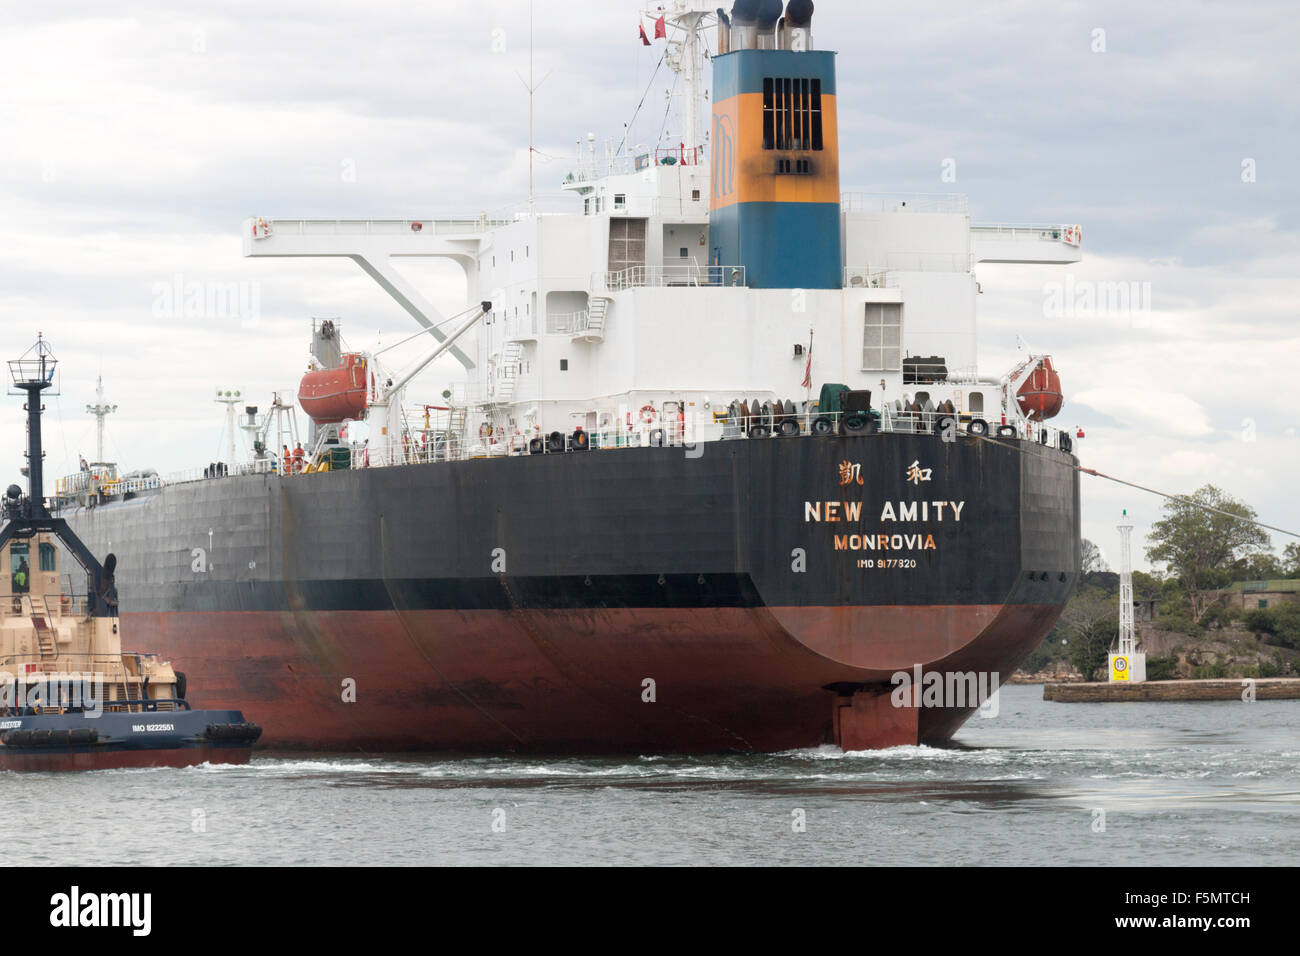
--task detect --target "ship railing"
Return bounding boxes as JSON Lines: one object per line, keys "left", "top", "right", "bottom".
{"left": 598, "top": 264, "right": 746, "bottom": 292}
{"left": 841, "top": 192, "right": 970, "bottom": 215}
{"left": 546, "top": 310, "right": 589, "bottom": 334}
{"left": 252, "top": 217, "right": 512, "bottom": 239}
{"left": 843, "top": 268, "right": 900, "bottom": 289}
{"left": 0, "top": 650, "right": 192, "bottom": 715}
{"left": 564, "top": 155, "right": 639, "bottom": 184}
{"left": 42, "top": 593, "right": 90, "bottom": 620}
{"left": 969, "top": 222, "right": 1081, "bottom": 245}
{"left": 208, "top": 410, "right": 1074, "bottom": 476}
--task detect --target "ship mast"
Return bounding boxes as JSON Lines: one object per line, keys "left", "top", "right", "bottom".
{"left": 85, "top": 375, "right": 117, "bottom": 464}
{"left": 653, "top": 1, "right": 715, "bottom": 159}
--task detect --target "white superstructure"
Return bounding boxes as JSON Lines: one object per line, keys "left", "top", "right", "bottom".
{"left": 242, "top": 2, "right": 1083, "bottom": 467}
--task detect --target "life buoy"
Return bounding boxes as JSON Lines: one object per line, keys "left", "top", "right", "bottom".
{"left": 639, "top": 404, "right": 658, "bottom": 425}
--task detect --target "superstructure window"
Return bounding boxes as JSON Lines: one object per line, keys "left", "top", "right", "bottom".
{"left": 862, "top": 304, "right": 902, "bottom": 371}
{"left": 40, "top": 542, "right": 56, "bottom": 572}
{"left": 762, "top": 77, "right": 823, "bottom": 151}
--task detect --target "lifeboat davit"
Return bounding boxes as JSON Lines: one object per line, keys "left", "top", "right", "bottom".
{"left": 1016, "top": 356, "right": 1064, "bottom": 420}
{"left": 298, "top": 352, "right": 369, "bottom": 424}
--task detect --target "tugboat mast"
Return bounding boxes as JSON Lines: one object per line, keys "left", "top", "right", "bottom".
{"left": 2, "top": 336, "right": 111, "bottom": 614}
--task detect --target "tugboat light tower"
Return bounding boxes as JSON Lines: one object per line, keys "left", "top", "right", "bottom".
{"left": 3, "top": 335, "right": 114, "bottom": 616}
{"left": 7, "top": 333, "right": 58, "bottom": 518}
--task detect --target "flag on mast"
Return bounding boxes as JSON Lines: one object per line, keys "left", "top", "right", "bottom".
{"left": 654, "top": 14, "right": 667, "bottom": 39}
{"left": 639, "top": 24, "right": 651, "bottom": 45}
{"left": 801, "top": 329, "right": 814, "bottom": 389}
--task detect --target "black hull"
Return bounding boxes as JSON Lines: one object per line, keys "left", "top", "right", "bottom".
{"left": 53, "top": 433, "right": 1081, "bottom": 751}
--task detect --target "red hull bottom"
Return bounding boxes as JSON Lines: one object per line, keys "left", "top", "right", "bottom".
{"left": 128, "top": 602, "right": 1066, "bottom": 753}
{"left": 0, "top": 746, "right": 252, "bottom": 772}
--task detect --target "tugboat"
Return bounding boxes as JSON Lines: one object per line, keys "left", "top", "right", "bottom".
{"left": 0, "top": 336, "right": 261, "bottom": 770}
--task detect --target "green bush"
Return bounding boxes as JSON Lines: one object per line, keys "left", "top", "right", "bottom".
{"left": 1259, "top": 655, "right": 1286, "bottom": 678}
{"left": 1068, "top": 620, "right": 1115, "bottom": 681}
{"left": 1191, "top": 662, "right": 1229, "bottom": 679}
{"left": 1145, "top": 655, "right": 1179, "bottom": 681}
{"left": 1156, "top": 608, "right": 1202, "bottom": 635}
{"left": 1199, "top": 603, "right": 1241, "bottom": 629}
{"left": 1243, "top": 608, "right": 1278, "bottom": 635}
{"left": 1017, "top": 639, "right": 1065, "bottom": 674}
{"left": 1269, "top": 603, "right": 1300, "bottom": 650}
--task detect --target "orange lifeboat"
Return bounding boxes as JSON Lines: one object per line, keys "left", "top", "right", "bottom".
{"left": 1016, "top": 356, "right": 1064, "bottom": 420}
{"left": 298, "top": 353, "right": 370, "bottom": 424}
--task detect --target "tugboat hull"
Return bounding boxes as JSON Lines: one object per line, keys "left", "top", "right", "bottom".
{"left": 0, "top": 710, "right": 260, "bottom": 771}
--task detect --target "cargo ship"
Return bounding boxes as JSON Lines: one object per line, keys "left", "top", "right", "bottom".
{"left": 44, "top": 1, "right": 1082, "bottom": 752}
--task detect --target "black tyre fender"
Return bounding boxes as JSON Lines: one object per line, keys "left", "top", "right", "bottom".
{"left": 811, "top": 417, "right": 834, "bottom": 437}
{"left": 842, "top": 414, "right": 871, "bottom": 435}
{"left": 968, "top": 418, "right": 989, "bottom": 436}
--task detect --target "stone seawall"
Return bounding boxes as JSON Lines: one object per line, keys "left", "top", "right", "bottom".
{"left": 1043, "top": 678, "right": 1300, "bottom": 702}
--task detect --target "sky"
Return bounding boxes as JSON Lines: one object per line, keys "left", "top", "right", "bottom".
{"left": 1, "top": 0, "right": 1297, "bottom": 571}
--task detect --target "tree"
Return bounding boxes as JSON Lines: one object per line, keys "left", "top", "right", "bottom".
{"left": 1057, "top": 586, "right": 1118, "bottom": 680}
{"left": 1145, "top": 484, "right": 1271, "bottom": 621}
{"left": 1230, "top": 551, "right": 1282, "bottom": 581}
{"left": 1283, "top": 542, "right": 1300, "bottom": 579}
{"left": 1081, "top": 538, "right": 1108, "bottom": 574}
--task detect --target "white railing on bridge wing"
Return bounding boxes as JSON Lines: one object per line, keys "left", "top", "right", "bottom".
{"left": 841, "top": 192, "right": 970, "bottom": 215}
{"left": 564, "top": 156, "right": 639, "bottom": 185}
{"left": 595, "top": 264, "right": 747, "bottom": 292}
{"left": 252, "top": 217, "right": 511, "bottom": 239}
{"left": 971, "top": 223, "right": 1082, "bottom": 246}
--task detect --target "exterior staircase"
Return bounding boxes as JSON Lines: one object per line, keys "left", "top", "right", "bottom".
{"left": 31, "top": 611, "right": 57, "bottom": 659}
{"left": 573, "top": 296, "right": 610, "bottom": 343}
{"left": 493, "top": 341, "right": 524, "bottom": 402}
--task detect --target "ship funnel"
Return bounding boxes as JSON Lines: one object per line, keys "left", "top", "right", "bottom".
{"left": 716, "top": 8, "right": 732, "bottom": 54}
{"left": 709, "top": 0, "right": 841, "bottom": 289}
{"left": 730, "top": 0, "right": 759, "bottom": 50}
{"left": 755, "top": 0, "right": 782, "bottom": 48}
{"left": 784, "top": 0, "right": 814, "bottom": 49}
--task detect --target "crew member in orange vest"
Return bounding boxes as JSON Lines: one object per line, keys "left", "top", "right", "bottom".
{"left": 292, "top": 443, "right": 305, "bottom": 473}
{"left": 282, "top": 445, "right": 291, "bottom": 474}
